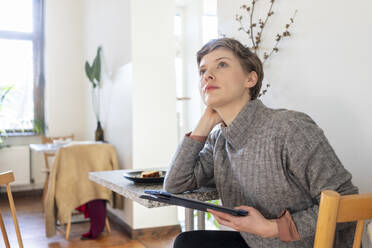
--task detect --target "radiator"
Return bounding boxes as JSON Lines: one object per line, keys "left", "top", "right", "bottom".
{"left": 0, "top": 145, "right": 30, "bottom": 185}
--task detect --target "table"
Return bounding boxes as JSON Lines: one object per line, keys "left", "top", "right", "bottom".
{"left": 29, "top": 143, "right": 64, "bottom": 153}
{"left": 89, "top": 169, "right": 219, "bottom": 231}
{"left": 29, "top": 143, "right": 62, "bottom": 183}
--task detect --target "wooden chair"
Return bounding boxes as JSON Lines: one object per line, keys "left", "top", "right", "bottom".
{"left": 0, "top": 171, "right": 23, "bottom": 248}
{"left": 40, "top": 135, "right": 74, "bottom": 206}
{"left": 314, "top": 190, "right": 372, "bottom": 248}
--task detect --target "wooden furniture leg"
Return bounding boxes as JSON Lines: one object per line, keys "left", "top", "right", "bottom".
{"left": 6, "top": 184, "right": 23, "bottom": 248}
{"left": 65, "top": 213, "right": 72, "bottom": 240}
{"left": 0, "top": 209, "right": 10, "bottom": 248}
{"left": 105, "top": 217, "right": 111, "bottom": 233}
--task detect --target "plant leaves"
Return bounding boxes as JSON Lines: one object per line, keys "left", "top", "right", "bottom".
{"left": 93, "top": 47, "right": 102, "bottom": 84}
{"left": 85, "top": 61, "right": 95, "bottom": 86}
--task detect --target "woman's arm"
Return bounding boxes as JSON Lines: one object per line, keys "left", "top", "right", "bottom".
{"left": 164, "top": 107, "right": 222, "bottom": 193}
{"left": 283, "top": 112, "right": 358, "bottom": 240}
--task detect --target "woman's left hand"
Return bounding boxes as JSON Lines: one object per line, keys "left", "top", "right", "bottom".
{"left": 207, "top": 206, "right": 279, "bottom": 238}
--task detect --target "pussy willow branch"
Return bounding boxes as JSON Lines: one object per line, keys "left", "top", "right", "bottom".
{"left": 255, "top": 0, "right": 275, "bottom": 52}
{"left": 250, "top": 0, "right": 257, "bottom": 50}
{"left": 237, "top": 17, "right": 250, "bottom": 36}
{"left": 262, "top": 10, "right": 297, "bottom": 65}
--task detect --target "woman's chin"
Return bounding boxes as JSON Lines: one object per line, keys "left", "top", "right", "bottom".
{"left": 204, "top": 99, "right": 225, "bottom": 109}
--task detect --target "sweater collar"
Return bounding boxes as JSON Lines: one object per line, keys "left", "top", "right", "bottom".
{"left": 220, "top": 99, "right": 263, "bottom": 149}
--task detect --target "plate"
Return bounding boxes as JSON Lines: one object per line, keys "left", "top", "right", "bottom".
{"left": 123, "top": 170, "right": 166, "bottom": 183}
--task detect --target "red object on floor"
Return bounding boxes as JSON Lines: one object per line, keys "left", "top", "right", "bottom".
{"left": 76, "top": 199, "right": 107, "bottom": 239}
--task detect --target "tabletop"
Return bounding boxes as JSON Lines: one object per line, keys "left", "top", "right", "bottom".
{"left": 29, "top": 141, "right": 103, "bottom": 153}
{"left": 89, "top": 169, "right": 219, "bottom": 208}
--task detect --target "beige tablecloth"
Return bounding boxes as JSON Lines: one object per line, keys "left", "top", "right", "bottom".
{"left": 45, "top": 143, "right": 122, "bottom": 237}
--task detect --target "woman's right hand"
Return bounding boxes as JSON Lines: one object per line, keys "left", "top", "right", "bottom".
{"left": 191, "top": 107, "right": 223, "bottom": 136}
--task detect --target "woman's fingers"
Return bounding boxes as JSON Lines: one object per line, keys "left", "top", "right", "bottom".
{"left": 210, "top": 212, "right": 239, "bottom": 230}
{"left": 207, "top": 209, "right": 234, "bottom": 221}
{"left": 207, "top": 209, "right": 240, "bottom": 230}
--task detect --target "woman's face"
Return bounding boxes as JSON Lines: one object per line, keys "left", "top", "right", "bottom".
{"left": 198, "top": 48, "right": 255, "bottom": 108}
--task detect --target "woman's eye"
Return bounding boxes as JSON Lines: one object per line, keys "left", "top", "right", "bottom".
{"left": 218, "top": 61, "right": 227, "bottom": 68}
{"left": 199, "top": 69, "right": 206, "bottom": 76}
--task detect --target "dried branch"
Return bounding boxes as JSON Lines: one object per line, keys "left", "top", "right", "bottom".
{"left": 254, "top": 0, "right": 275, "bottom": 52}
{"left": 236, "top": 1, "right": 298, "bottom": 97}
{"left": 262, "top": 10, "right": 297, "bottom": 65}
{"left": 249, "top": 0, "right": 257, "bottom": 50}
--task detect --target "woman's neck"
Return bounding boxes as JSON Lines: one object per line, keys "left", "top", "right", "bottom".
{"left": 215, "top": 95, "right": 251, "bottom": 126}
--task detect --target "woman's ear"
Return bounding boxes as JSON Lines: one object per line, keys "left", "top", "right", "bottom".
{"left": 245, "top": 71, "right": 258, "bottom": 88}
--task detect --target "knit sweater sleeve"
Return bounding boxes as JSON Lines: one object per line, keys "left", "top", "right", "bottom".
{"left": 282, "top": 112, "right": 358, "bottom": 240}
{"left": 163, "top": 131, "right": 217, "bottom": 193}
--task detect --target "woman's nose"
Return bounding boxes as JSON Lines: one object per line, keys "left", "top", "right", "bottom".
{"left": 203, "top": 70, "right": 215, "bottom": 82}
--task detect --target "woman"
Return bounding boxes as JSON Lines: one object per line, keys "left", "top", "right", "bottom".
{"left": 164, "top": 38, "right": 357, "bottom": 248}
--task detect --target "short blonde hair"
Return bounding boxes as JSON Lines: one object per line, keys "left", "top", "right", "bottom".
{"left": 197, "top": 38, "right": 264, "bottom": 100}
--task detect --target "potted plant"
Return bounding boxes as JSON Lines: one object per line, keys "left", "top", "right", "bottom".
{"left": 0, "top": 85, "right": 13, "bottom": 148}
{"left": 85, "top": 46, "right": 104, "bottom": 141}
{"left": 0, "top": 85, "right": 46, "bottom": 149}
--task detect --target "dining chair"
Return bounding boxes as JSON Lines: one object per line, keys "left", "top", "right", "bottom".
{"left": 314, "top": 190, "right": 372, "bottom": 248}
{"left": 40, "top": 134, "right": 74, "bottom": 206}
{"left": 0, "top": 171, "right": 23, "bottom": 248}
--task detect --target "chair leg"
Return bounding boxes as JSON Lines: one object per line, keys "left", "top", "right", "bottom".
{"left": 65, "top": 213, "right": 72, "bottom": 240}
{"left": 0, "top": 210, "right": 10, "bottom": 248}
{"left": 352, "top": 220, "right": 364, "bottom": 248}
{"left": 41, "top": 173, "right": 49, "bottom": 211}
{"left": 105, "top": 217, "right": 111, "bottom": 233}
{"left": 6, "top": 184, "right": 23, "bottom": 248}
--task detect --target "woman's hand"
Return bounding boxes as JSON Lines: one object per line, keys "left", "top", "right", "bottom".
{"left": 208, "top": 206, "right": 279, "bottom": 238}
{"left": 191, "top": 106, "right": 223, "bottom": 136}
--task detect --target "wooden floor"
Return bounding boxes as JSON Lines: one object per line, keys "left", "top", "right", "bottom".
{"left": 0, "top": 194, "right": 179, "bottom": 248}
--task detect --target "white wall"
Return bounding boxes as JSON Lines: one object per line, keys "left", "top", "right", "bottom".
{"left": 83, "top": 0, "right": 134, "bottom": 227}
{"left": 130, "top": 0, "right": 179, "bottom": 229}
{"left": 45, "top": 0, "right": 87, "bottom": 140}
{"left": 218, "top": 0, "right": 372, "bottom": 193}
{"left": 83, "top": 0, "right": 179, "bottom": 229}
{"left": 83, "top": 0, "right": 132, "bottom": 142}
{"left": 131, "top": 0, "right": 179, "bottom": 171}
{"left": 183, "top": 0, "right": 205, "bottom": 134}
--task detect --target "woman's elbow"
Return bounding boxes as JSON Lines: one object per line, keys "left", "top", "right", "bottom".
{"left": 163, "top": 177, "right": 195, "bottom": 194}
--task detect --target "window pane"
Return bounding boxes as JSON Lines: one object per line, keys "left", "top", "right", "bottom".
{"left": 0, "top": 0, "right": 33, "bottom": 33}
{"left": 0, "top": 39, "right": 34, "bottom": 130}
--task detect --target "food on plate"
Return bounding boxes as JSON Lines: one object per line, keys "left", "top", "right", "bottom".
{"left": 140, "top": 171, "right": 161, "bottom": 178}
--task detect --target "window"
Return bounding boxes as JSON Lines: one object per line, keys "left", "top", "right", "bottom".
{"left": 0, "top": 0, "right": 45, "bottom": 134}
{"left": 202, "top": 0, "right": 218, "bottom": 44}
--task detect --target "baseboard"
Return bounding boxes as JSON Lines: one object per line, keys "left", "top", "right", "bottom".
{"left": 106, "top": 209, "right": 132, "bottom": 237}
{"left": 107, "top": 209, "right": 181, "bottom": 239}
{"left": 0, "top": 182, "right": 43, "bottom": 193}
{"left": 0, "top": 187, "right": 42, "bottom": 197}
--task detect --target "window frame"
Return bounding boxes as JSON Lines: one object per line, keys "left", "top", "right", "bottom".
{"left": 0, "top": 0, "right": 45, "bottom": 135}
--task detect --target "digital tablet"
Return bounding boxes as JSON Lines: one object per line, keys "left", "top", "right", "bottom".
{"left": 140, "top": 190, "right": 248, "bottom": 216}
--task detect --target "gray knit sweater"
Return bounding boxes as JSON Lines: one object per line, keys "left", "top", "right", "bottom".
{"left": 164, "top": 99, "right": 358, "bottom": 248}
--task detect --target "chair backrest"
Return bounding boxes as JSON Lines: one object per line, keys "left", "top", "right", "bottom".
{"left": 0, "top": 171, "right": 23, "bottom": 248}
{"left": 314, "top": 190, "right": 372, "bottom": 248}
{"left": 41, "top": 134, "right": 74, "bottom": 144}
{"left": 41, "top": 134, "right": 74, "bottom": 167}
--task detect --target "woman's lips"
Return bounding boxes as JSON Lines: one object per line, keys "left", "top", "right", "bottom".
{"left": 205, "top": 85, "right": 219, "bottom": 92}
